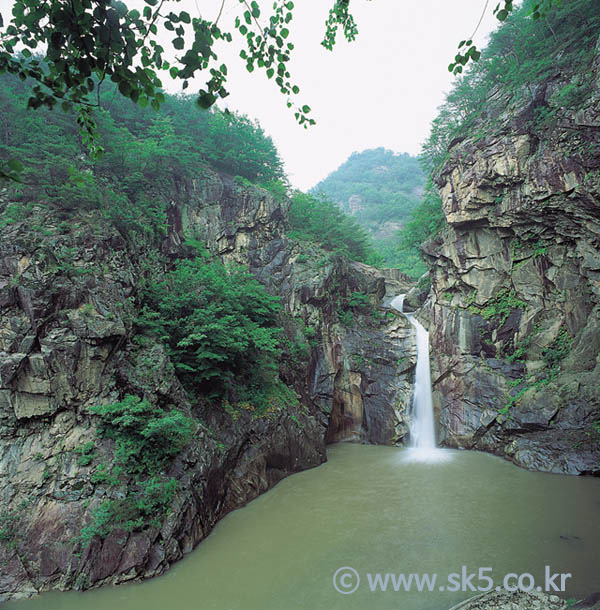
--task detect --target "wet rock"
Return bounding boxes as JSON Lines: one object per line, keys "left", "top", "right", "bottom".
{"left": 447, "top": 589, "right": 566, "bottom": 610}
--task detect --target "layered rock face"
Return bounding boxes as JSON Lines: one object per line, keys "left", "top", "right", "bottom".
{"left": 0, "top": 172, "right": 414, "bottom": 599}
{"left": 425, "top": 39, "right": 600, "bottom": 474}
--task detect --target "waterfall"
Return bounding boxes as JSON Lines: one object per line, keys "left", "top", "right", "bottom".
{"left": 390, "top": 294, "right": 447, "bottom": 461}
{"left": 406, "top": 316, "right": 436, "bottom": 450}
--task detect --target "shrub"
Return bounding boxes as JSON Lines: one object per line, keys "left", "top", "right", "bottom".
{"left": 471, "top": 289, "right": 526, "bottom": 326}
{"left": 73, "top": 441, "right": 96, "bottom": 466}
{"left": 288, "top": 191, "right": 377, "bottom": 264}
{"left": 89, "top": 395, "right": 195, "bottom": 474}
{"left": 78, "top": 477, "right": 177, "bottom": 547}
{"left": 137, "top": 256, "right": 289, "bottom": 406}
{"left": 542, "top": 328, "right": 572, "bottom": 369}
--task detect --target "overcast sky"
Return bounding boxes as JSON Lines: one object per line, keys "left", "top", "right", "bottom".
{"left": 186, "top": 0, "right": 501, "bottom": 190}
{"left": 2, "top": 0, "right": 500, "bottom": 189}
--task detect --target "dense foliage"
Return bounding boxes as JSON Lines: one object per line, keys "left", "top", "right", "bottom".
{"left": 288, "top": 191, "right": 379, "bottom": 265}
{"left": 396, "top": 179, "right": 446, "bottom": 278}
{"left": 311, "top": 149, "right": 425, "bottom": 268}
{"left": 0, "top": 0, "right": 330, "bottom": 141}
{"left": 0, "top": 0, "right": 549, "bottom": 170}
{"left": 89, "top": 395, "right": 195, "bottom": 474}
{"left": 396, "top": 0, "right": 600, "bottom": 277}
{"left": 138, "top": 255, "right": 296, "bottom": 411}
{"left": 0, "top": 72, "right": 285, "bottom": 209}
{"left": 78, "top": 395, "right": 195, "bottom": 547}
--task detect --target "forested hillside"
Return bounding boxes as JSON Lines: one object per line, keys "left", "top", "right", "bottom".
{"left": 0, "top": 73, "right": 285, "bottom": 208}
{"left": 311, "top": 148, "right": 425, "bottom": 270}
{"left": 0, "top": 71, "right": 379, "bottom": 266}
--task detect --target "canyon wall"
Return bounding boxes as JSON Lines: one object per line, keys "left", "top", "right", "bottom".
{"left": 0, "top": 171, "right": 414, "bottom": 600}
{"left": 426, "top": 38, "right": 600, "bottom": 474}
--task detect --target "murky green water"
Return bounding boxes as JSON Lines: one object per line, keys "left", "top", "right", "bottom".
{"left": 4, "top": 444, "right": 600, "bottom": 610}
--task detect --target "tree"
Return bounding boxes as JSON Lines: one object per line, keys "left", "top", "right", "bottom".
{"left": 288, "top": 191, "right": 379, "bottom": 264}
{"left": 0, "top": 0, "right": 337, "bottom": 132}
{"left": 448, "top": 0, "right": 558, "bottom": 75}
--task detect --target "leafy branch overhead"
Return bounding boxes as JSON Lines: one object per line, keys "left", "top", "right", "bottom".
{"left": 0, "top": 0, "right": 336, "bottom": 130}
{"left": 0, "top": 0, "right": 563, "bottom": 181}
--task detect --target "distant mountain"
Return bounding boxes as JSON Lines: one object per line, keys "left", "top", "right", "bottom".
{"left": 310, "top": 148, "right": 425, "bottom": 267}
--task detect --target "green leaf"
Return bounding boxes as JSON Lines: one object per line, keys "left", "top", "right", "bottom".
{"left": 266, "top": 68, "right": 274, "bottom": 79}
{"left": 143, "top": 6, "right": 152, "bottom": 19}
{"left": 281, "top": 28, "right": 289, "bottom": 39}
{"left": 497, "top": 9, "right": 509, "bottom": 20}
{"left": 244, "top": 11, "right": 252, "bottom": 24}
{"left": 251, "top": 1, "right": 260, "bottom": 18}
{"left": 173, "top": 37, "right": 184, "bottom": 50}
{"left": 7, "top": 159, "right": 24, "bottom": 172}
{"left": 118, "top": 80, "right": 131, "bottom": 96}
{"left": 301, "top": 105, "right": 310, "bottom": 113}
{"left": 151, "top": 98, "right": 160, "bottom": 111}
{"left": 179, "top": 11, "right": 191, "bottom": 23}
{"left": 197, "top": 91, "right": 216, "bottom": 108}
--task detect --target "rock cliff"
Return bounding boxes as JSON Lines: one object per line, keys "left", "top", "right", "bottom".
{"left": 425, "top": 37, "right": 600, "bottom": 474}
{"left": 0, "top": 171, "right": 414, "bottom": 599}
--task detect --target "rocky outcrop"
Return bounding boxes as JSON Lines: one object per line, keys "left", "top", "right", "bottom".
{"left": 426, "top": 37, "right": 600, "bottom": 474}
{"left": 449, "top": 589, "right": 600, "bottom": 610}
{"left": 447, "top": 590, "right": 567, "bottom": 610}
{"left": 252, "top": 252, "right": 416, "bottom": 446}
{"left": 0, "top": 171, "right": 415, "bottom": 600}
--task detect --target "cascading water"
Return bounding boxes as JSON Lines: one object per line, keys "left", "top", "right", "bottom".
{"left": 390, "top": 294, "right": 448, "bottom": 461}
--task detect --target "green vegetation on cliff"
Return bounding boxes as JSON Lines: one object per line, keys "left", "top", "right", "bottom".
{"left": 78, "top": 395, "right": 196, "bottom": 547}
{"left": 288, "top": 192, "right": 379, "bottom": 265}
{"left": 0, "top": 72, "right": 285, "bottom": 199}
{"left": 422, "top": 0, "right": 600, "bottom": 174}
{"left": 138, "top": 255, "right": 295, "bottom": 411}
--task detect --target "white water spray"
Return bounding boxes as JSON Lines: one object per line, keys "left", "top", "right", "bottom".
{"left": 390, "top": 294, "right": 448, "bottom": 462}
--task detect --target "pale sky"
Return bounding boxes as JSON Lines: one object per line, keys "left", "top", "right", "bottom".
{"left": 187, "top": 0, "right": 501, "bottom": 190}
{"left": 1, "top": 0, "right": 500, "bottom": 190}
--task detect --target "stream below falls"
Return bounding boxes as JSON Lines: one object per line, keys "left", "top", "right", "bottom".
{"left": 5, "top": 443, "right": 600, "bottom": 610}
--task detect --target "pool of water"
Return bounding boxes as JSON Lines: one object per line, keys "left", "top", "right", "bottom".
{"left": 4, "top": 444, "right": 600, "bottom": 610}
